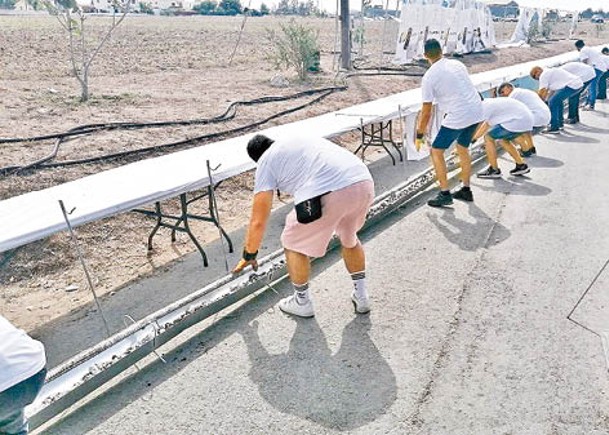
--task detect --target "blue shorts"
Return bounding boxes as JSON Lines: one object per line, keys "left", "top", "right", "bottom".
{"left": 431, "top": 123, "right": 480, "bottom": 150}
{"left": 488, "top": 125, "right": 528, "bottom": 141}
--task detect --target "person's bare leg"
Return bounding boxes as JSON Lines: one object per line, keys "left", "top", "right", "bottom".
{"left": 430, "top": 148, "right": 449, "bottom": 190}
{"left": 484, "top": 134, "right": 499, "bottom": 169}
{"left": 342, "top": 242, "right": 365, "bottom": 273}
{"left": 513, "top": 133, "right": 533, "bottom": 153}
{"left": 285, "top": 248, "right": 310, "bottom": 285}
{"left": 455, "top": 144, "right": 471, "bottom": 187}
{"left": 499, "top": 139, "right": 525, "bottom": 165}
{"left": 342, "top": 241, "right": 370, "bottom": 313}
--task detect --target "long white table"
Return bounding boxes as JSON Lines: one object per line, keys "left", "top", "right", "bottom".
{"left": 0, "top": 47, "right": 594, "bottom": 254}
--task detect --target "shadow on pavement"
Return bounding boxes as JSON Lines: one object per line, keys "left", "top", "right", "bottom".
{"left": 240, "top": 316, "right": 397, "bottom": 430}
{"left": 526, "top": 155, "right": 564, "bottom": 169}
{"left": 426, "top": 202, "right": 510, "bottom": 251}
{"left": 473, "top": 178, "right": 552, "bottom": 197}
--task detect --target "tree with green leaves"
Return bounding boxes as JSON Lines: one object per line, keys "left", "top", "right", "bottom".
{"left": 194, "top": 0, "right": 217, "bottom": 14}
{"left": 266, "top": 19, "right": 320, "bottom": 81}
{"left": 218, "top": 0, "right": 241, "bottom": 15}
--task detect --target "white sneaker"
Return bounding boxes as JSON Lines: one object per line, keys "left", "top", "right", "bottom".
{"left": 351, "top": 292, "right": 371, "bottom": 314}
{"left": 278, "top": 295, "right": 314, "bottom": 318}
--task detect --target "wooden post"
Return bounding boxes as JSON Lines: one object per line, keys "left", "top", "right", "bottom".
{"left": 340, "top": 0, "right": 351, "bottom": 70}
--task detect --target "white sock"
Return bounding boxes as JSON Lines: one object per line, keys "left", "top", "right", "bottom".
{"left": 351, "top": 271, "right": 367, "bottom": 300}
{"left": 293, "top": 283, "right": 310, "bottom": 305}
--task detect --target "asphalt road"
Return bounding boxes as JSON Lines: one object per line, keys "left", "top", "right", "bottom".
{"left": 39, "top": 101, "right": 609, "bottom": 434}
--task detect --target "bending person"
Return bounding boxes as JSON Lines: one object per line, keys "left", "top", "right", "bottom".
{"left": 416, "top": 38, "right": 484, "bottom": 207}
{"left": 474, "top": 97, "right": 533, "bottom": 179}
{"left": 497, "top": 82, "right": 550, "bottom": 157}
{"left": 232, "top": 134, "right": 375, "bottom": 319}
{"left": 0, "top": 315, "right": 47, "bottom": 435}
{"left": 530, "top": 66, "right": 583, "bottom": 134}
{"left": 560, "top": 61, "right": 597, "bottom": 124}
{"left": 575, "top": 39, "right": 606, "bottom": 109}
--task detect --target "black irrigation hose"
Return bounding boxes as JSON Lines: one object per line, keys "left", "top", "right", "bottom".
{"left": 0, "top": 86, "right": 345, "bottom": 145}
{"left": 0, "top": 86, "right": 346, "bottom": 175}
{"left": 13, "top": 88, "right": 343, "bottom": 171}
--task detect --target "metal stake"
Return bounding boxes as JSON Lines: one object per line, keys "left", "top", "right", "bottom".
{"left": 58, "top": 200, "right": 111, "bottom": 338}
{"left": 206, "top": 160, "right": 230, "bottom": 273}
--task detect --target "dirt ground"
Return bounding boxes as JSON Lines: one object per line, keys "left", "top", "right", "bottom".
{"left": 0, "top": 14, "right": 607, "bottom": 333}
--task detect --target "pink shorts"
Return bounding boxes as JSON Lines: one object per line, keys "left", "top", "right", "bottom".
{"left": 281, "top": 180, "right": 375, "bottom": 258}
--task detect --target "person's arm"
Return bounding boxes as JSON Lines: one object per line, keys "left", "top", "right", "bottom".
{"left": 416, "top": 102, "right": 433, "bottom": 149}
{"left": 232, "top": 190, "right": 273, "bottom": 273}
{"left": 538, "top": 88, "right": 549, "bottom": 101}
{"left": 417, "top": 102, "right": 433, "bottom": 136}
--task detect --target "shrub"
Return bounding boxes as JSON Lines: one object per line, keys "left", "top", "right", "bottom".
{"left": 266, "top": 19, "right": 320, "bottom": 81}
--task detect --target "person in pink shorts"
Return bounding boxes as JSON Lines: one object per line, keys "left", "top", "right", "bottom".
{"left": 232, "top": 134, "right": 375, "bottom": 318}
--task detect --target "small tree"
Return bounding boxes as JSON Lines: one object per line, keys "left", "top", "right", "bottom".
{"left": 266, "top": 19, "right": 320, "bottom": 81}
{"left": 259, "top": 2, "right": 269, "bottom": 15}
{"left": 218, "top": 0, "right": 240, "bottom": 15}
{"left": 194, "top": 0, "right": 216, "bottom": 14}
{"left": 43, "top": 0, "right": 131, "bottom": 102}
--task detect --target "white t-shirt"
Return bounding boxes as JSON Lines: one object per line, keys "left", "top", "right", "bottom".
{"left": 482, "top": 98, "right": 534, "bottom": 133}
{"left": 561, "top": 62, "right": 596, "bottom": 82}
{"left": 579, "top": 46, "right": 606, "bottom": 71}
{"left": 599, "top": 55, "right": 609, "bottom": 71}
{"left": 0, "top": 315, "right": 46, "bottom": 392}
{"left": 254, "top": 136, "right": 372, "bottom": 204}
{"left": 539, "top": 68, "right": 583, "bottom": 92}
{"left": 509, "top": 88, "right": 551, "bottom": 127}
{"left": 421, "top": 58, "right": 484, "bottom": 129}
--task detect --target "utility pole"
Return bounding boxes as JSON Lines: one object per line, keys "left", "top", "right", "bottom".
{"left": 340, "top": 0, "right": 351, "bottom": 70}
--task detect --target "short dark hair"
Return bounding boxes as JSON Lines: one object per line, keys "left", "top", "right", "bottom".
{"left": 247, "top": 134, "right": 274, "bottom": 162}
{"left": 497, "top": 82, "right": 514, "bottom": 95}
{"left": 602, "top": 47, "right": 609, "bottom": 55}
{"left": 424, "top": 39, "right": 442, "bottom": 58}
{"left": 575, "top": 39, "right": 585, "bottom": 49}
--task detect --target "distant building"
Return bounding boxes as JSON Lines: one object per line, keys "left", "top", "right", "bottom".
{"left": 363, "top": 5, "right": 398, "bottom": 19}
{"left": 488, "top": 1, "right": 519, "bottom": 19}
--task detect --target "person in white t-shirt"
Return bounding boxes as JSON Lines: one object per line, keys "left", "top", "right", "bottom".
{"left": 497, "top": 83, "right": 550, "bottom": 157}
{"left": 599, "top": 47, "right": 609, "bottom": 100}
{"left": 575, "top": 39, "right": 605, "bottom": 109}
{"left": 530, "top": 66, "right": 583, "bottom": 133}
{"left": 560, "top": 61, "right": 597, "bottom": 123}
{"left": 232, "top": 134, "right": 375, "bottom": 319}
{"left": 416, "top": 38, "right": 484, "bottom": 207}
{"left": 0, "top": 316, "right": 47, "bottom": 435}
{"left": 473, "top": 98, "right": 533, "bottom": 179}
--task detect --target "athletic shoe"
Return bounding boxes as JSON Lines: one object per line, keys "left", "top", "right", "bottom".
{"left": 510, "top": 163, "right": 530, "bottom": 176}
{"left": 452, "top": 187, "right": 474, "bottom": 202}
{"left": 427, "top": 191, "right": 453, "bottom": 207}
{"left": 582, "top": 105, "right": 594, "bottom": 111}
{"left": 351, "top": 293, "right": 371, "bottom": 314}
{"left": 520, "top": 147, "right": 536, "bottom": 158}
{"left": 278, "top": 295, "right": 314, "bottom": 318}
{"left": 565, "top": 118, "right": 578, "bottom": 125}
{"left": 477, "top": 166, "right": 502, "bottom": 179}
{"left": 543, "top": 128, "right": 561, "bottom": 134}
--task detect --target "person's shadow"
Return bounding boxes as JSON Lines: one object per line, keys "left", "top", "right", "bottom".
{"left": 427, "top": 202, "right": 511, "bottom": 251}
{"left": 239, "top": 316, "right": 397, "bottom": 430}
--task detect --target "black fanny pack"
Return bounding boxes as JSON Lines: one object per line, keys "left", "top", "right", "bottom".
{"left": 295, "top": 192, "right": 330, "bottom": 224}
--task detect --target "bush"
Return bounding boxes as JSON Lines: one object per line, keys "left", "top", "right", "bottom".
{"left": 266, "top": 19, "right": 320, "bottom": 81}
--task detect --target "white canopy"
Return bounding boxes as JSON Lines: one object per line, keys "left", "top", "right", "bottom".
{"left": 479, "top": 0, "right": 607, "bottom": 12}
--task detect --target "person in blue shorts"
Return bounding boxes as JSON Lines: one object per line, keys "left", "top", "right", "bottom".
{"left": 473, "top": 98, "right": 533, "bottom": 178}
{"left": 416, "top": 38, "right": 484, "bottom": 207}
